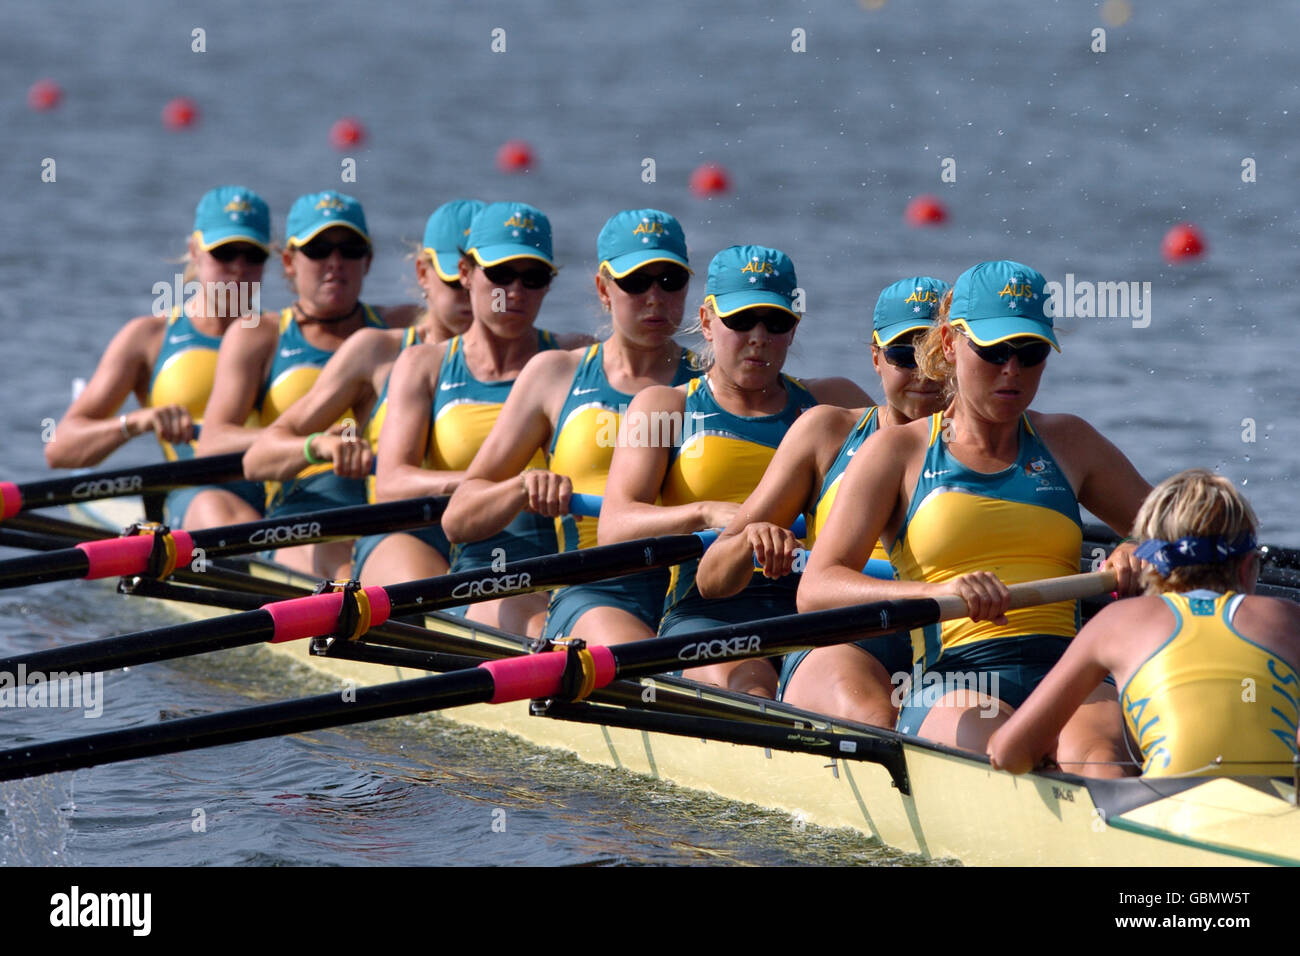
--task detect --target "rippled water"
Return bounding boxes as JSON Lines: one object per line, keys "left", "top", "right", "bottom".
{"left": 3, "top": 0, "right": 1296, "bottom": 865}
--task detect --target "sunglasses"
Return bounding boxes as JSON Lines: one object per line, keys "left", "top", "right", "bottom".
{"left": 296, "top": 237, "right": 372, "bottom": 260}
{"left": 209, "top": 243, "right": 269, "bottom": 265}
{"left": 717, "top": 309, "right": 799, "bottom": 335}
{"left": 881, "top": 344, "right": 918, "bottom": 369}
{"left": 611, "top": 266, "right": 690, "bottom": 295}
{"left": 482, "top": 263, "right": 554, "bottom": 290}
{"left": 966, "top": 337, "right": 1052, "bottom": 367}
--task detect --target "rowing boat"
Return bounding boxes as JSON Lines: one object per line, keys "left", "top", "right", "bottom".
{"left": 58, "top": 496, "right": 1300, "bottom": 866}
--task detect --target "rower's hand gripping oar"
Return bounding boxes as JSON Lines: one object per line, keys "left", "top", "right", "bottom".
{"left": 0, "top": 495, "right": 449, "bottom": 590}
{"left": 0, "top": 571, "right": 1115, "bottom": 782}
{"left": 567, "top": 493, "right": 807, "bottom": 537}
{"left": 0, "top": 452, "right": 247, "bottom": 520}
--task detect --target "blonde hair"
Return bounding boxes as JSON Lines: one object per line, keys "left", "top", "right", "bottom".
{"left": 681, "top": 300, "right": 716, "bottom": 371}
{"left": 1132, "top": 468, "right": 1259, "bottom": 593}
{"left": 914, "top": 288, "right": 958, "bottom": 403}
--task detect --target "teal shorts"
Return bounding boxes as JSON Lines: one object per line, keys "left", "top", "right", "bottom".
{"left": 164, "top": 479, "right": 266, "bottom": 528}
{"left": 776, "top": 629, "right": 915, "bottom": 701}
{"left": 443, "top": 510, "right": 557, "bottom": 618}
{"left": 541, "top": 567, "right": 670, "bottom": 641}
{"left": 352, "top": 524, "right": 451, "bottom": 579}
{"left": 267, "top": 471, "right": 367, "bottom": 519}
{"left": 895, "top": 633, "right": 1073, "bottom": 736}
{"left": 658, "top": 589, "right": 796, "bottom": 677}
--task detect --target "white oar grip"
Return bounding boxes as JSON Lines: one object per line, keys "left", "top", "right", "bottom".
{"left": 934, "top": 570, "right": 1118, "bottom": 622}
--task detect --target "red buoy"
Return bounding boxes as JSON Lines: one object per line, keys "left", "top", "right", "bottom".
{"left": 162, "top": 97, "right": 199, "bottom": 130}
{"left": 329, "top": 117, "right": 367, "bottom": 150}
{"left": 496, "top": 140, "right": 535, "bottom": 173}
{"left": 1161, "top": 222, "right": 1205, "bottom": 263}
{"left": 904, "top": 195, "right": 948, "bottom": 226}
{"left": 27, "top": 79, "right": 63, "bottom": 112}
{"left": 689, "top": 163, "right": 730, "bottom": 197}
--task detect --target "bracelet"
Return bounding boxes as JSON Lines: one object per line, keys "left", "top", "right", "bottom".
{"left": 304, "top": 432, "right": 325, "bottom": 465}
{"left": 119, "top": 414, "right": 131, "bottom": 439}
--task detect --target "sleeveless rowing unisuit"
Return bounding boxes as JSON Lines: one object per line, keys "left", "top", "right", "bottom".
{"left": 433, "top": 331, "right": 561, "bottom": 575}
{"left": 658, "top": 374, "right": 818, "bottom": 639}
{"left": 542, "top": 343, "right": 697, "bottom": 639}
{"left": 351, "top": 325, "right": 451, "bottom": 575}
{"left": 892, "top": 412, "right": 1082, "bottom": 735}
{"left": 259, "top": 306, "right": 386, "bottom": 518}
{"left": 150, "top": 307, "right": 265, "bottom": 523}
{"left": 1121, "top": 590, "right": 1299, "bottom": 777}
{"left": 777, "top": 406, "right": 917, "bottom": 696}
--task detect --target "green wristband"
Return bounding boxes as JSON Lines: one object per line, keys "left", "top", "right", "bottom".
{"left": 304, "top": 432, "right": 326, "bottom": 466}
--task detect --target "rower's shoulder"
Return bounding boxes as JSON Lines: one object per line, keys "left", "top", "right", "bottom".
{"left": 334, "top": 325, "right": 404, "bottom": 362}
{"left": 1235, "top": 594, "right": 1300, "bottom": 650}
{"left": 516, "top": 346, "right": 583, "bottom": 391}
{"left": 803, "top": 375, "right": 872, "bottom": 408}
{"left": 118, "top": 312, "right": 168, "bottom": 349}
{"left": 373, "top": 303, "right": 419, "bottom": 328}
{"left": 1026, "top": 409, "right": 1101, "bottom": 440}
{"left": 791, "top": 403, "right": 863, "bottom": 438}
{"left": 551, "top": 330, "right": 598, "bottom": 350}
{"left": 630, "top": 382, "right": 687, "bottom": 411}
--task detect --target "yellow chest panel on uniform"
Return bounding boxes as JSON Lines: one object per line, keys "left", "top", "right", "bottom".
{"left": 662, "top": 434, "right": 775, "bottom": 506}
{"left": 429, "top": 402, "right": 546, "bottom": 473}
{"left": 894, "top": 491, "right": 1081, "bottom": 647}
{"left": 150, "top": 348, "right": 219, "bottom": 421}
{"left": 550, "top": 406, "right": 617, "bottom": 496}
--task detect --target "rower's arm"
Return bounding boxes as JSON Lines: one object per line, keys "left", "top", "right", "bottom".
{"left": 196, "top": 319, "right": 274, "bottom": 457}
{"left": 599, "top": 387, "right": 731, "bottom": 543}
{"left": 374, "top": 303, "right": 419, "bottom": 329}
{"left": 807, "top": 375, "right": 874, "bottom": 409}
{"left": 442, "top": 352, "right": 567, "bottom": 543}
{"left": 988, "top": 607, "right": 1116, "bottom": 774}
{"left": 696, "top": 409, "right": 829, "bottom": 598}
{"left": 44, "top": 315, "right": 162, "bottom": 468}
{"left": 242, "top": 330, "right": 385, "bottom": 481}
{"left": 374, "top": 343, "right": 461, "bottom": 500}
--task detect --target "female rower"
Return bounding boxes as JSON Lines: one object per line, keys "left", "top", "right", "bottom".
{"left": 797, "top": 260, "right": 1149, "bottom": 774}
{"left": 44, "top": 186, "right": 272, "bottom": 528}
{"left": 599, "top": 245, "right": 871, "bottom": 697}
{"left": 375, "top": 202, "right": 592, "bottom": 634}
{"left": 242, "top": 199, "right": 482, "bottom": 585}
{"left": 441, "top": 209, "right": 698, "bottom": 645}
{"left": 990, "top": 469, "right": 1300, "bottom": 778}
{"left": 196, "top": 190, "right": 417, "bottom": 577}
{"left": 695, "top": 276, "right": 950, "bottom": 724}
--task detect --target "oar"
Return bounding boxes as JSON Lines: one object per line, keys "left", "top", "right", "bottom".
{"left": 0, "top": 495, "right": 448, "bottom": 590}
{"left": 568, "top": 493, "right": 808, "bottom": 537}
{"left": 0, "top": 571, "right": 1114, "bottom": 781}
{"left": 0, "top": 453, "right": 248, "bottom": 520}
{"left": 0, "top": 532, "right": 712, "bottom": 680}
{"left": 1081, "top": 523, "right": 1300, "bottom": 589}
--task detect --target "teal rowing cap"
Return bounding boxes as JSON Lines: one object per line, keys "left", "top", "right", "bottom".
{"left": 465, "top": 201, "right": 554, "bottom": 268}
{"left": 423, "top": 199, "right": 485, "bottom": 281}
{"left": 950, "top": 260, "right": 1058, "bottom": 349}
{"left": 872, "top": 276, "right": 951, "bottom": 346}
{"left": 193, "top": 186, "right": 270, "bottom": 251}
{"left": 286, "top": 191, "right": 369, "bottom": 246}
{"left": 597, "top": 209, "right": 690, "bottom": 277}
{"left": 705, "top": 245, "right": 798, "bottom": 318}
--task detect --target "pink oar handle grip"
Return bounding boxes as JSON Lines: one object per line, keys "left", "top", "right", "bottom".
{"left": 263, "top": 586, "right": 393, "bottom": 644}
{"left": 0, "top": 482, "right": 22, "bottom": 520}
{"left": 479, "top": 645, "right": 616, "bottom": 704}
{"left": 75, "top": 531, "right": 196, "bottom": 579}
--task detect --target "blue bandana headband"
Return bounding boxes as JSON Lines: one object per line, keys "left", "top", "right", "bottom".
{"left": 1133, "top": 532, "right": 1258, "bottom": 577}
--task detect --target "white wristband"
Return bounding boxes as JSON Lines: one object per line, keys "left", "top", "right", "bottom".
{"left": 119, "top": 414, "right": 131, "bottom": 439}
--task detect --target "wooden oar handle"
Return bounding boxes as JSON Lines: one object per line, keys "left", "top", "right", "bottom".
{"left": 931, "top": 570, "right": 1118, "bottom": 621}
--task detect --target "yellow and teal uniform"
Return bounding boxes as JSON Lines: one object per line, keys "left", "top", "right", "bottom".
{"left": 541, "top": 343, "right": 697, "bottom": 639}
{"left": 434, "top": 331, "right": 561, "bottom": 594}
{"left": 351, "top": 325, "right": 450, "bottom": 576}
{"left": 259, "top": 306, "right": 386, "bottom": 519}
{"left": 149, "top": 308, "right": 264, "bottom": 525}
{"left": 776, "top": 406, "right": 920, "bottom": 696}
{"left": 1121, "top": 590, "right": 1299, "bottom": 777}
{"left": 658, "top": 374, "right": 817, "bottom": 641}
{"left": 892, "top": 412, "right": 1082, "bottom": 735}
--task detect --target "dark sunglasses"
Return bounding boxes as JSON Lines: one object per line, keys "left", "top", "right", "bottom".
{"left": 718, "top": 309, "right": 799, "bottom": 335}
{"left": 209, "top": 243, "right": 269, "bottom": 265}
{"left": 611, "top": 266, "right": 690, "bottom": 295}
{"left": 482, "top": 263, "right": 553, "bottom": 290}
{"left": 882, "top": 344, "right": 918, "bottom": 369}
{"left": 966, "top": 337, "right": 1051, "bottom": 367}
{"left": 296, "top": 237, "right": 372, "bottom": 260}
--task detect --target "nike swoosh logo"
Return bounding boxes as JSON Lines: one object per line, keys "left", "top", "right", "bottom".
{"left": 846, "top": 447, "right": 857, "bottom": 457}
{"left": 439, "top": 381, "right": 469, "bottom": 391}
{"left": 167, "top": 334, "right": 195, "bottom": 345}
{"left": 279, "top": 348, "right": 304, "bottom": 358}
{"left": 572, "top": 387, "right": 599, "bottom": 396}
{"left": 923, "top": 469, "right": 951, "bottom": 479}
{"left": 689, "top": 412, "right": 719, "bottom": 420}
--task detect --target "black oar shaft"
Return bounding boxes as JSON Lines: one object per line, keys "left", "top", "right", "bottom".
{"left": 0, "top": 668, "right": 495, "bottom": 782}
{"left": 2, "top": 453, "right": 245, "bottom": 514}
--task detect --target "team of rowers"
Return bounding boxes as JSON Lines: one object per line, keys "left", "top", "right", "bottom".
{"left": 46, "top": 185, "right": 1300, "bottom": 782}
